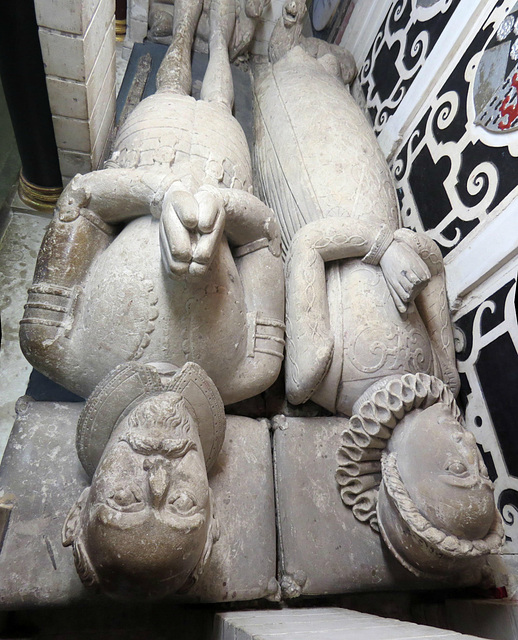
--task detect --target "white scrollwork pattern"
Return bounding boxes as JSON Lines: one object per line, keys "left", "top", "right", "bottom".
{"left": 358, "top": 0, "right": 460, "bottom": 134}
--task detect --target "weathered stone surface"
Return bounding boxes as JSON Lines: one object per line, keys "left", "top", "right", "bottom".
{"left": 19, "top": 0, "right": 281, "bottom": 601}
{"left": 0, "top": 399, "right": 277, "bottom": 606}
{"left": 148, "top": 0, "right": 267, "bottom": 62}
{"left": 214, "top": 608, "right": 485, "bottom": 640}
{"left": 254, "top": 0, "right": 503, "bottom": 585}
{"left": 273, "top": 416, "right": 437, "bottom": 598}
{"left": 21, "top": 0, "right": 284, "bottom": 406}
{"left": 0, "top": 399, "right": 90, "bottom": 608}
{"left": 273, "top": 414, "right": 502, "bottom": 597}
{"left": 254, "top": 15, "right": 459, "bottom": 413}
{"left": 15, "top": 0, "right": 504, "bottom": 600}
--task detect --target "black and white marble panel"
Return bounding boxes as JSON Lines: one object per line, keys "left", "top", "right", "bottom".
{"left": 358, "top": 0, "right": 461, "bottom": 134}
{"left": 392, "top": 0, "right": 518, "bottom": 257}
{"left": 455, "top": 258, "right": 518, "bottom": 551}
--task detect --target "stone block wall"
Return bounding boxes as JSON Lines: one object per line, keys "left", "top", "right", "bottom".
{"left": 34, "top": 0, "right": 116, "bottom": 183}
{"left": 124, "top": 0, "right": 149, "bottom": 58}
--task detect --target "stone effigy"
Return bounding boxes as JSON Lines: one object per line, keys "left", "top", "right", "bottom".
{"left": 62, "top": 361, "right": 225, "bottom": 599}
{"left": 17, "top": 0, "right": 282, "bottom": 600}
{"left": 11, "top": 0, "right": 505, "bottom": 603}
{"left": 254, "top": 0, "right": 503, "bottom": 586}
{"left": 20, "top": 0, "right": 284, "bottom": 406}
{"left": 149, "top": 0, "right": 267, "bottom": 64}
{"left": 0, "top": 397, "right": 278, "bottom": 606}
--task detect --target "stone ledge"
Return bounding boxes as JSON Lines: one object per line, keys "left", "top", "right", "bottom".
{"left": 0, "top": 400, "right": 277, "bottom": 607}
{"left": 214, "top": 608, "right": 485, "bottom": 640}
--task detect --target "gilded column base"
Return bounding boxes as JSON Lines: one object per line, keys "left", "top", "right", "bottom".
{"left": 115, "top": 19, "right": 127, "bottom": 42}
{"left": 18, "top": 172, "right": 62, "bottom": 212}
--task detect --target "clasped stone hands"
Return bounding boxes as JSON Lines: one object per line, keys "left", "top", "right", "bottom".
{"left": 160, "top": 183, "right": 226, "bottom": 278}
{"left": 379, "top": 229, "right": 431, "bottom": 314}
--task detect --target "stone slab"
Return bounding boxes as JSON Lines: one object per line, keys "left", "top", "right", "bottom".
{"left": 57, "top": 148, "right": 93, "bottom": 178}
{"left": 214, "top": 608, "right": 485, "bottom": 640}
{"left": 46, "top": 77, "right": 89, "bottom": 121}
{"left": 116, "top": 44, "right": 254, "bottom": 152}
{"left": 52, "top": 115, "right": 91, "bottom": 153}
{"left": 273, "top": 417, "right": 448, "bottom": 597}
{"left": 0, "top": 214, "right": 50, "bottom": 463}
{"left": 128, "top": 0, "right": 149, "bottom": 25}
{"left": 128, "top": 16, "right": 148, "bottom": 44}
{"left": 0, "top": 399, "right": 277, "bottom": 607}
{"left": 34, "top": 0, "right": 103, "bottom": 35}
{"left": 39, "top": 29, "right": 89, "bottom": 83}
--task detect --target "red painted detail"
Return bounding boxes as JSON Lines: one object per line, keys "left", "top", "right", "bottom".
{"left": 498, "top": 73, "right": 518, "bottom": 130}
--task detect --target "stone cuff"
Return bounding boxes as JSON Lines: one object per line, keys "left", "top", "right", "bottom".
{"left": 362, "top": 225, "right": 393, "bottom": 265}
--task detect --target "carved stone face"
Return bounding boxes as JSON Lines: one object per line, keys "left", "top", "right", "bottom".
{"left": 245, "top": 0, "right": 271, "bottom": 19}
{"left": 67, "top": 393, "right": 212, "bottom": 599}
{"left": 281, "top": 0, "right": 306, "bottom": 27}
{"left": 388, "top": 403, "right": 495, "bottom": 540}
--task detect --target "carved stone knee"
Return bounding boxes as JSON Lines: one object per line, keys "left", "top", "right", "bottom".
{"left": 20, "top": 208, "right": 115, "bottom": 379}
{"left": 19, "top": 283, "right": 81, "bottom": 376}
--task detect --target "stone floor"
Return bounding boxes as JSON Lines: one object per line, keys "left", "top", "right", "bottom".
{"left": 0, "top": 71, "right": 48, "bottom": 463}
{"left": 0, "top": 206, "right": 50, "bottom": 460}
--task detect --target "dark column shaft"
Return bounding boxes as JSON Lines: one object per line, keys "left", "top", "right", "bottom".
{"left": 115, "top": 0, "right": 127, "bottom": 21}
{"left": 115, "top": 0, "right": 127, "bottom": 41}
{"left": 0, "top": 0, "right": 62, "bottom": 191}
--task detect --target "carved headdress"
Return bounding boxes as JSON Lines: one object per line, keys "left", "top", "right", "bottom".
{"left": 76, "top": 361, "right": 226, "bottom": 478}
{"left": 336, "top": 372, "right": 503, "bottom": 579}
{"left": 63, "top": 361, "right": 225, "bottom": 598}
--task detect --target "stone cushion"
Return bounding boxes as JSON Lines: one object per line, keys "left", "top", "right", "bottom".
{"left": 272, "top": 416, "right": 440, "bottom": 597}
{"left": 0, "top": 399, "right": 277, "bottom": 607}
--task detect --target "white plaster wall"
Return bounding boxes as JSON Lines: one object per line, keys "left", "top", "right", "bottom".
{"left": 339, "top": 0, "right": 392, "bottom": 67}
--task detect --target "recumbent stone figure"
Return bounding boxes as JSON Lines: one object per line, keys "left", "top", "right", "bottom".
{"left": 253, "top": 0, "right": 503, "bottom": 584}
{"left": 20, "top": 0, "right": 281, "bottom": 599}
{"left": 21, "top": 0, "right": 283, "bottom": 406}
{"left": 149, "top": 0, "right": 269, "bottom": 63}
